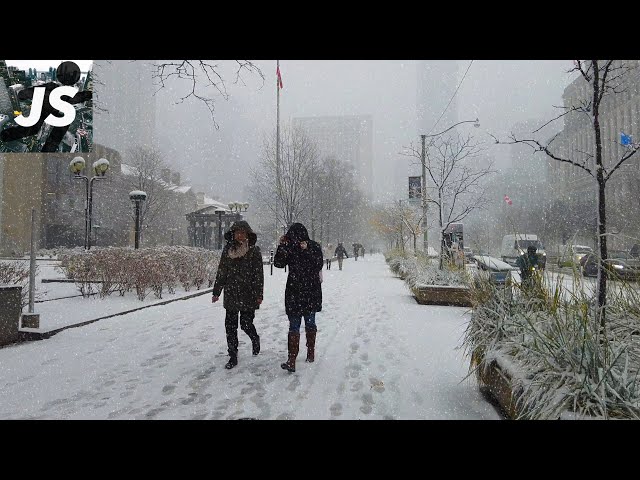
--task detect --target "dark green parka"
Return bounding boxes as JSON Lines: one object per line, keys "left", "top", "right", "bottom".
{"left": 212, "top": 221, "right": 264, "bottom": 311}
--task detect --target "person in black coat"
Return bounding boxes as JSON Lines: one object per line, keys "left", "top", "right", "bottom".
{"left": 334, "top": 242, "right": 348, "bottom": 270}
{"left": 212, "top": 220, "right": 264, "bottom": 369}
{"left": 274, "top": 223, "right": 324, "bottom": 372}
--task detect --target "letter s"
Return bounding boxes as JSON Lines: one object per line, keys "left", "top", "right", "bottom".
{"left": 45, "top": 86, "right": 78, "bottom": 127}
{"left": 14, "top": 87, "right": 45, "bottom": 127}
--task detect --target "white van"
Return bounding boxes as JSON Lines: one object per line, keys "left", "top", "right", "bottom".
{"left": 501, "top": 234, "right": 546, "bottom": 269}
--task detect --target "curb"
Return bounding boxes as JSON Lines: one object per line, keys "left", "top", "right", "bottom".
{"left": 18, "top": 287, "right": 214, "bottom": 343}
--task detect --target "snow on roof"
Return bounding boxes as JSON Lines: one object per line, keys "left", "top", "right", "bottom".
{"left": 121, "top": 164, "right": 192, "bottom": 195}
{"left": 201, "top": 195, "right": 229, "bottom": 210}
{"left": 169, "top": 185, "right": 192, "bottom": 194}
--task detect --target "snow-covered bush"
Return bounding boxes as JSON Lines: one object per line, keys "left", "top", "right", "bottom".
{"left": 464, "top": 273, "right": 640, "bottom": 419}
{"left": 57, "top": 247, "right": 221, "bottom": 301}
{"left": 385, "top": 249, "right": 468, "bottom": 287}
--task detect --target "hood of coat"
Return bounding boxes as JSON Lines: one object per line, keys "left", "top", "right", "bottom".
{"left": 286, "top": 223, "right": 310, "bottom": 243}
{"left": 224, "top": 220, "right": 257, "bottom": 246}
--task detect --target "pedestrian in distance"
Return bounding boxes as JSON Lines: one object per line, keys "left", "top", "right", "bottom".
{"left": 211, "top": 221, "right": 264, "bottom": 370}
{"left": 324, "top": 242, "right": 334, "bottom": 270}
{"left": 274, "top": 223, "right": 324, "bottom": 373}
{"left": 334, "top": 242, "right": 348, "bottom": 270}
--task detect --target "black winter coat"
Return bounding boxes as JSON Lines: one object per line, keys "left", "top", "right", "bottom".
{"left": 212, "top": 221, "right": 264, "bottom": 311}
{"left": 274, "top": 223, "right": 324, "bottom": 316}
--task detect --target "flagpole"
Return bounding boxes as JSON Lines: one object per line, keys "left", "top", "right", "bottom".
{"left": 276, "top": 59, "right": 281, "bottom": 242}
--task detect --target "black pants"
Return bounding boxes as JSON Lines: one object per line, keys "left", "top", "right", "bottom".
{"left": 225, "top": 309, "right": 259, "bottom": 357}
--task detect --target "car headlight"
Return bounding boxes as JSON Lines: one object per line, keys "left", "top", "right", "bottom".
{"left": 613, "top": 264, "right": 624, "bottom": 269}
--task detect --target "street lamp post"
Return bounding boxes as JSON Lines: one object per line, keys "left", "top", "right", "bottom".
{"left": 129, "top": 191, "right": 147, "bottom": 249}
{"left": 214, "top": 208, "right": 225, "bottom": 249}
{"left": 69, "top": 156, "right": 110, "bottom": 250}
{"left": 419, "top": 118, "right": 479, "bottom": 254}
{"left": 228, "top": 201, "right": 249, "bottom": 221}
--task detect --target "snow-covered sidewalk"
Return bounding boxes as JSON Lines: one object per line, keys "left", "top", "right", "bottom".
{"left": 0, "top": 254, "right": 501, "bottom": 419}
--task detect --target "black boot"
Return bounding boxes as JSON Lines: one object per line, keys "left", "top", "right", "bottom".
{"left": 240, "top": 311, "right": 260, "bottom": 356}
{"left": 252, "top": 336, "right": 260, "bottom": 356}
{"left": 281, "top": 332, "right": 300, "bottom": 372}
{"left": 225, "top": 355, "right": 238, "bottom": 369}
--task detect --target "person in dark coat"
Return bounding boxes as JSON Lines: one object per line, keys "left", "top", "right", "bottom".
{"left": 212, "top": 220, "right": 264, "bottom": 369}
{"left": 274, "top": 223, "right": 324, "bottom": 373}
{"left": 334, "top": 242, "right": 348, "bottom": 270}
{"left": 516, "top": 245, "right": 540, "bottom": 291}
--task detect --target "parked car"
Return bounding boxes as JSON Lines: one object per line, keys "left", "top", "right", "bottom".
{"left": 580, "top": 250, "right": 640, "bottom": 280}
{"left": 558, "top": 244, "right": 593, "bottom": 267}
{"left": 473, "top": 255, "right": 518, "bottom": 285}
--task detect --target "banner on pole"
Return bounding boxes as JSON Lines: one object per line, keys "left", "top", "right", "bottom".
{"left": 409, "top": 176, "right": 422, "bottom": 199}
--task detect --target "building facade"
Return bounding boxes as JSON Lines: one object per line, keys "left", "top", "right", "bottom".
{"left": 293, "top": 115, "right": 374, "bottom": 199}
{"left": 548, "top": 60, "right": 640, "bottom": 248}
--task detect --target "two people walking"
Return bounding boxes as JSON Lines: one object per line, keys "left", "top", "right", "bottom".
{"left": 211, "top": 221, "right": 323, "bottom": 373}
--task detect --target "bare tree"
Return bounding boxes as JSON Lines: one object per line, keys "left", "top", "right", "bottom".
{"left": 152, "top": 61, "right": 264, "bottom": 129}
{"left": 370, "top": 204, "right": 403, "bottom": 251}
{"left": 125, "top": 146, "right": 172, "bottom": 236}
{"left": 406, "top": 132, "right": 494, "bottom": 268}
{"left": 492, "top": 60, "right": 640, "bottom": 328}
{"left": 250, "top": 125, "right": 318, "bottom": 242}
{"left": 398, "top": 201, "right": 424, "bottom": 252}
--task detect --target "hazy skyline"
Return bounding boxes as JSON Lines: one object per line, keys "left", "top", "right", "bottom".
{"left": 92, "top": 60, "right": 576, "bottom": 203}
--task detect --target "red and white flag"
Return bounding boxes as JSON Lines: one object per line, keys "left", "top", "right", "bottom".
{"left": 504, "top": 194, "right": 512, "bottom": 206}
{"left": 276, "top": 65, "right": 283, "bottom": 89}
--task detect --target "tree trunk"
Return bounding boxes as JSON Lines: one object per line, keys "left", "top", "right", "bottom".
{"left": 593, "top": 61, "right": 607, "bottom": 330}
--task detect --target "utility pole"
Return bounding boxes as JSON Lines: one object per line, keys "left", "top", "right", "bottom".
{"left": 421, "top": 134, "right": 428, "bottom": 254}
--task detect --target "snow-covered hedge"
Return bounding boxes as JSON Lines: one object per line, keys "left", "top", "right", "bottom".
{"left": 464, "top": 274, "right": 640, "bottom": 419}
{"left": 385, "top": 249, "right": 468, "bottom": 287}
{"left": 57, "top": 247, "right": 221, "bottom": 301}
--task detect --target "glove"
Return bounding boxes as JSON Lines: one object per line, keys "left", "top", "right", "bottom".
{"left": 212, "top": 295, "right": 219, "bottom": 303}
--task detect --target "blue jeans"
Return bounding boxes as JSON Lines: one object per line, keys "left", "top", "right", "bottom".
{"left": 288, "top": 312, "right": 317, "bottom": 333}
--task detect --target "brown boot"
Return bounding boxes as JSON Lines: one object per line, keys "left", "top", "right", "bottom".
{"left": 281, "top": 332, "right": 300, "bottom": 372}
{"left": 305, "top": 330, "right": 317, "bottom": 362}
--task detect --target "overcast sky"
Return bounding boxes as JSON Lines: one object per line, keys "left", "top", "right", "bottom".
{"left": 95, "top": 60, "right": 576, "bottom": 203}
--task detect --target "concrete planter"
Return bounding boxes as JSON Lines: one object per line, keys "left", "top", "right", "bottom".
{"left": 476, "top": 356, "right": 522, "bottom": 419}
{"left": 0, "top": 285, "right": 22, "bottom": 347}
{"left": 412, "top": 285, "right": 472, "bottom": 307}
{"left": 474, "top": 353, "right": 601, "bottom": 420}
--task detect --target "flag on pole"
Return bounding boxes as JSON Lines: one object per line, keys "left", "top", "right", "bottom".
{"left": 276, "top": 65, "right": 283, "bottom": 89}
{"left": 504, "top": 194, "right": 512, "bottom": 206}
{"left": 621, "top": 132, "right": 633, "bottom": 146}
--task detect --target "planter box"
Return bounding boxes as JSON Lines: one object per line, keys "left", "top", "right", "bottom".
{"left": 476, "top": 358, "right": 522, "bottom": 419}
{"left": 475, "top": 354, "right": 602, "bottom": 420}
{"left": 412, "top": 285, "right": 472, "bottom": 307}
